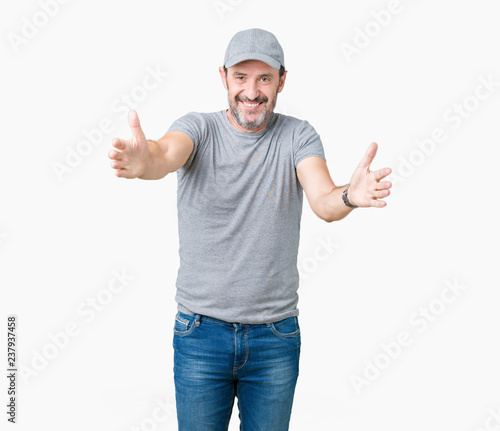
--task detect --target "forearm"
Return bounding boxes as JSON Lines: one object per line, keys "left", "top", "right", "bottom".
{"left": 138, "top": 140, "right": 172, "bottom": 180}
{"left": 317, "top": 185, "right": 354, "bottom": 222}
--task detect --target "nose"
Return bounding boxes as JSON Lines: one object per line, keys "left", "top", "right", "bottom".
{"left": 244, "top": 80, "right": 259, "bottom": 101}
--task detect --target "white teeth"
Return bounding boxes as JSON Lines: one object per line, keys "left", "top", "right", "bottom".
{"left": 243, "top": 102, "right": 259, "bottom": 107}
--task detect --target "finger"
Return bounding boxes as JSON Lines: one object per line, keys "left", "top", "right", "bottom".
{"left": 115, "top": 168, "right": 131, "bottom": 178}
{"left": 115, "top": 168, "right": 135, "bottom": 179}
{"left": 370, "top": 199, "right": 387, "bottom": 208}
{"left": 108, "top": 149, "right": 123, "bottom": 161}
{"left": 128, "top": 110, "right": 146, "bottom": 142}
{"left": 112, "top": 138, "right": 127, "bottom": 151}
{"left": 373, "top": 167, "right": 392, "bottom": 181}
{"left": 357, "top": 142, "right": 378, "bottom": 170}
{"left": 371, "top": 189, "right": 390, "bottom": 199}
{"left": 375, "top": 181, "right": 392, "bottom": 190}
{"left": 110, "top": 160, "right": 124, "bottom": 170}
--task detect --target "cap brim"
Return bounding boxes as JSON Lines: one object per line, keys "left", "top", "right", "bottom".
{"left": 224, "top": 53, "right": 282, "bottom": 70}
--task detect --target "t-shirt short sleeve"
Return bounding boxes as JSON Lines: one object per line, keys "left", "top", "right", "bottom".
{"left": 293, "top": 120, "right": 326, "bottom": 168}
{"left": 167, "top": 111, "right": 207, "bottom": 170}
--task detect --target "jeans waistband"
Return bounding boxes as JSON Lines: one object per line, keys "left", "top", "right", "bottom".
{"left": 182, "top": 312, "right": 274, "bottom": 328}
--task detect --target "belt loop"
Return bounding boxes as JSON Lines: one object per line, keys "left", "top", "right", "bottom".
{"left": 195, "top": 314, "right": 201, "bottom": 326}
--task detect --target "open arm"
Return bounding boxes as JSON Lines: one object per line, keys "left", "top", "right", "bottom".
{"left": 109, "top": 110, "right": 193, "bottom": 180}
{"left": 296, "top": 142, "right": 392, "bottom": 222}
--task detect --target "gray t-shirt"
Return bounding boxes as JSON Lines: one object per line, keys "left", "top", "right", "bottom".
{"left": 167, "top": 110, "right": 325, "bottom": 324}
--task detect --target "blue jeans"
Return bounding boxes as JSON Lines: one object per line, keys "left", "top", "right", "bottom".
{"left": 173, "top": 312, "right": 301, "bottom": 430}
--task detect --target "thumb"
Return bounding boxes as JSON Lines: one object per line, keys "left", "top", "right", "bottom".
{"left": 128, "top": 110, "right": 146, "bottom": 142}
{"left": 357, "top": 142, "right": 378, "bottom": 170}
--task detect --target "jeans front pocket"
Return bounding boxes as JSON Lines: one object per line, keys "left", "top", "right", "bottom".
{"left": 173, "top": 312, "right": 198, "bottom": 336}
{"left": 268, "top": 316, "right": 300, "bottom": 338}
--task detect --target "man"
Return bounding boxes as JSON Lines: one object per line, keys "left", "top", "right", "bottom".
{"left": 109, "top": 28, "right": 391, "bottom": 430}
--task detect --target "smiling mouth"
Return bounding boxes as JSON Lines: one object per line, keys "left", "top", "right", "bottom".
{"left": 240, "top": 101, "right": 263, "bottom": 111}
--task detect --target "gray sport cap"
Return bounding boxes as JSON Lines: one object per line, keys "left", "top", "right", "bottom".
{"left": 223, "top": 28, "right": 285, "bottom": 71}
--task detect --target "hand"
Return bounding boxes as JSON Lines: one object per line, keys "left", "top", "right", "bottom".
{"left": 108, "top": 110, "right": 150, "bottom": 178}
{"left": 347, "top": 142, "right": 392, "bottom": 208}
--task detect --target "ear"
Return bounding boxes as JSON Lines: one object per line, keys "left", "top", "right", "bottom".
{"left": 277, "top": 69, "right": 287, "bottom": 94}
{"left": 219, "top": 67, "right": 229, "bottom": 90}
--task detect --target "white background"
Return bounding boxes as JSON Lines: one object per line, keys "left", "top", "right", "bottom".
{"left": 1, "top": 0, "right": 499, "bottom": 430}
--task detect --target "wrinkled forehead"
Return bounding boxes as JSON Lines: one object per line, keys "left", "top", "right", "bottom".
{"left": 226, "top": 59, "right": 278, "bottom": 76}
